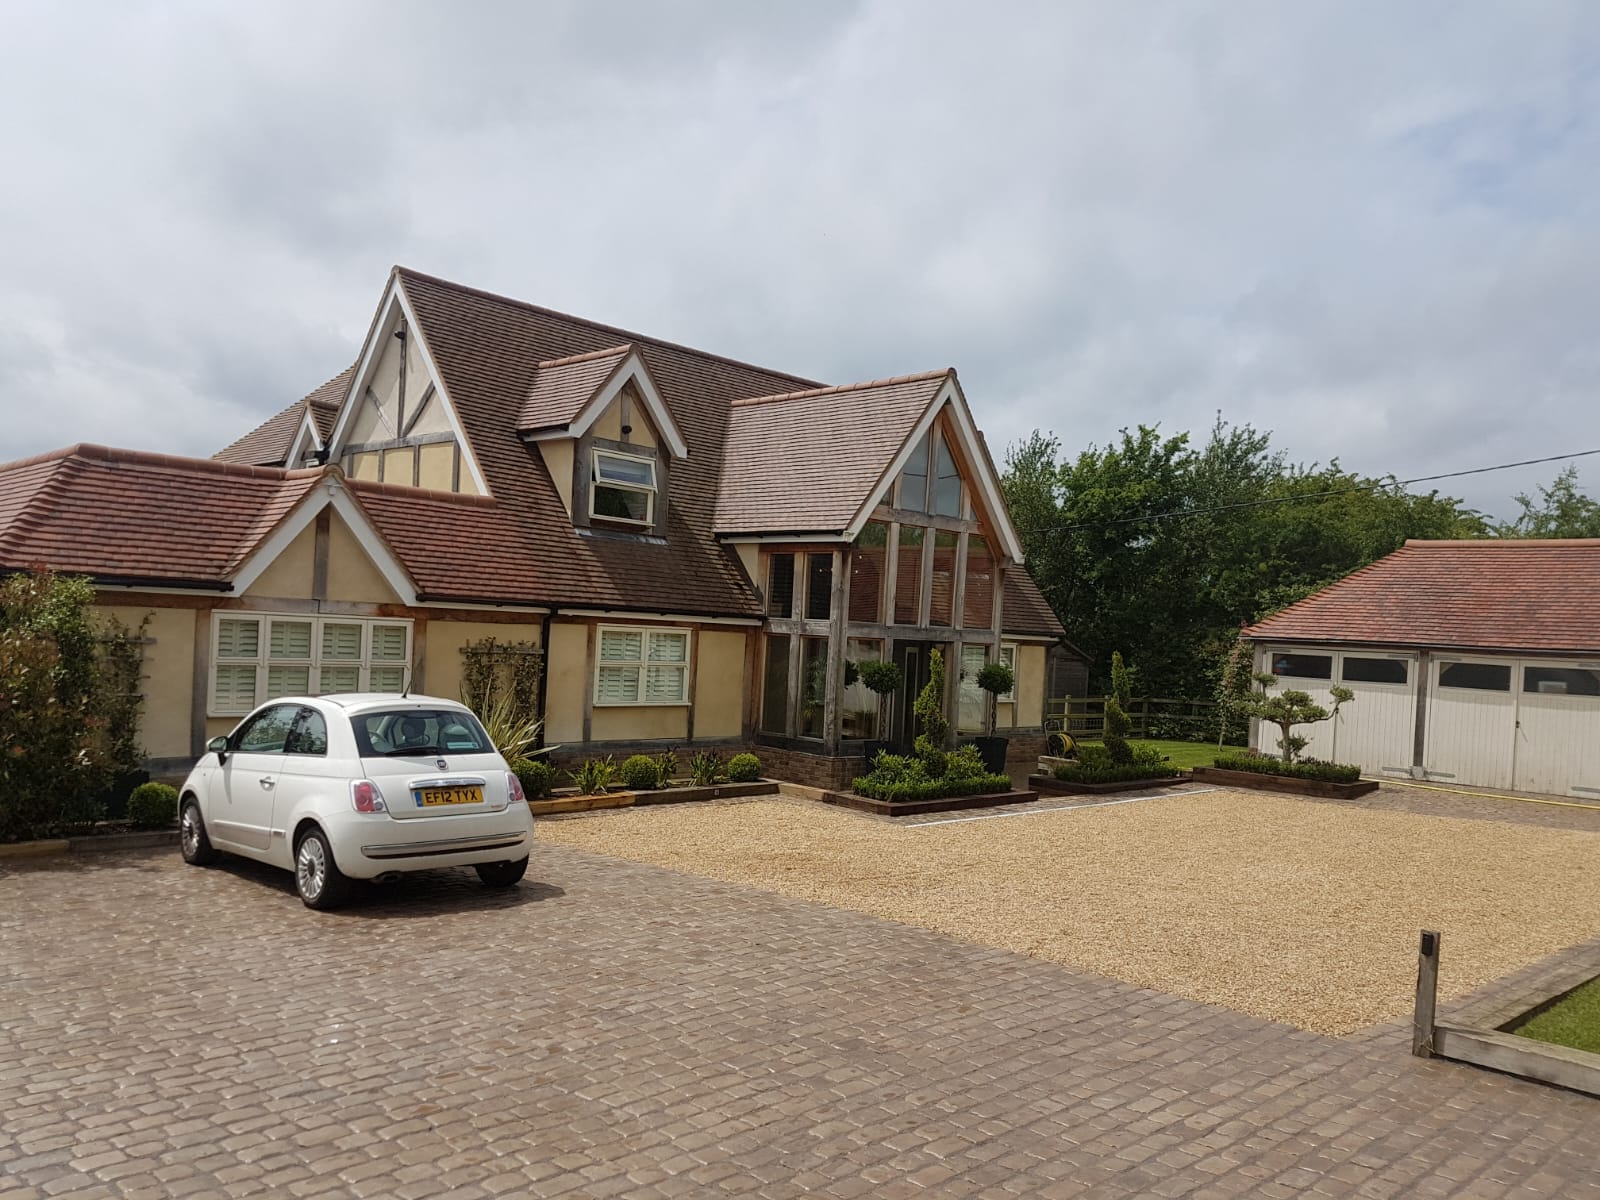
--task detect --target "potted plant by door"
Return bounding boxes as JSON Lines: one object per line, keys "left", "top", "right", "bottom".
{"left": 973, "top": 659, "right": 1016, "bottom": 775}
{"left": 856, "top": 659, "right": 903, "bottom": 764}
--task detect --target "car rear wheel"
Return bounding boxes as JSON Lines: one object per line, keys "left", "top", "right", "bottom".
{"left": 179, "top": 800, "right": 216, "bottom": 866}
{"left": 294, "top": 828, "right": 351, "bottom": 910}
{"left": 474, "top": 857, "right": 528, "bottom": 888}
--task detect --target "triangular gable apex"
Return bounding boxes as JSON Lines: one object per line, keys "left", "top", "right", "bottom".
{"left": 282, "top": 406, "right": 324, "bottom": 466}
{"left": 526, "top": 349, "right": 689, "bottom": 459}
{"left": 324, "top": 272, "right": 490, "bottom": 495}
{"left": 228, "top": 475, "right": 419, "bottom": 605}
{"left": 842, "top": 373, "right": 1027, "bottom": 564}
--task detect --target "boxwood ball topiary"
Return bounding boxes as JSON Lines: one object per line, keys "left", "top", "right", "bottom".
{"left": 619, "top": 754, "right": 662, "bottom": 790}
{"left": 510, "top": 758, "right": 555, "bottom": 799}
{"left": 727, "top": 753, "right": 761, "bottom": 783}
{"left": 127, "top": 782, "right": 178, "bottom": 829}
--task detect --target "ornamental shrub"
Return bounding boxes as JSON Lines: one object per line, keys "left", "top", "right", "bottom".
{"left": 1102, "top": 650, "right": 1135, "bottom": 765}
{"left": 510, "top": 758, "right": 554, "bottom": 799}
{"left": 1052, "top": 761, "right": 1181, "bottom": 784}
{"left": 975, "top": 660, "right": 1015, "bottom": 736}
{"left": 689, "top": 750, "right": 725, "bottom": 786}
{"left": 727, "top": 753, "right": 761, "bottom": 783}
{"left": 127, "top": 782, "right": 178, "bottom": 828}
{"left": 944, "top": 744, "right": 986, "bottom": 781}
{"left": 619, "top": 754, "right": 661, "bottom": 790}
{"left": 853, "top": 772, "right": 1012, "bottom": 803}
{"left": 1212, "top": 753, "right": 1361, "bottom": 784}
{"left": 569, "top": 757, "right": 617, "bottom": 795}
{"left": 913, "top": 648, "right": 950, "bottom": 752}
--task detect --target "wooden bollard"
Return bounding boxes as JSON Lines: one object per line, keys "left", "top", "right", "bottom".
{"left": 1412, "top": 929, "right": 1441, "bottom": 1057}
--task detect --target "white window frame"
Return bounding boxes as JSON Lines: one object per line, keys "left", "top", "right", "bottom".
{"left": 997, "top": 642, "right": 1017, "bottom": 700}
{"left": 593, "top": 625, "right": 691, "bottom": 707}
{"left": 590, "top": 448, "right": 657, "bottom": 527}
{"left": 209, "top": 612, "right": 413, "bottom": 717}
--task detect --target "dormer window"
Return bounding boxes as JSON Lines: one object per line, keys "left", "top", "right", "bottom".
{"left": 591, "top": 448, "right": 657, "bottom": 525}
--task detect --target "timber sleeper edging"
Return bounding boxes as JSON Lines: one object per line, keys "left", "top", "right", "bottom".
{"left": 1189, "top": 765, "right": 1379, "bottom": 800}
{"left": 816, "top": 788, "right": 1039, "bottom": 817}
{"left": 1028, "top": 774, "right": 1190, "bottom": 796}
{"left": 528, "top": 780, "right": 778, "bottom": 817}
{"left": 0, "top": 828, "right": 179, "bottom": 860}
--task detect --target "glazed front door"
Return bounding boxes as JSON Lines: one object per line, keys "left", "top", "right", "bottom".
{"left": 892, "top": 641, "right": 936, "bottom": 750}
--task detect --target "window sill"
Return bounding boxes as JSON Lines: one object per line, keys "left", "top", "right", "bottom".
{"left": 591, "top": 702, "right": 689, "bottom": 709}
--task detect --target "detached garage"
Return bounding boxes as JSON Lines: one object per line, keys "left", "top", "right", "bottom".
{"left": 1244, "top": 539, "right": 1600, "bottom": 799}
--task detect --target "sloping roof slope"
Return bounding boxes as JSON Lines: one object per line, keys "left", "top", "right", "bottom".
{"left": 713, "top": 372, "right": 949, "bottom": 536}
{"left": 214, "top": 365, "right": 354, "bottom": 466}
{"left": 395, "top": 268, "right": 821, "bottom": 617}
{"left": 518, "top": 346, "right": 632, "bottom": 432}
{"left": 1004, "top": 571, "right": 1066, "bottom": 638}
{"left": 1244, "top": 539, "right": 1600, "bottom": 654}
{"left": 0, "top": 445, "right": 320, "bottom": 586}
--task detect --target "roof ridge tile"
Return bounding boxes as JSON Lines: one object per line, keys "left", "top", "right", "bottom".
{"left": 729, "top": 369, "right": 953, "bottom": 409}
{"left": 536, "top": 344, "right": 633, "bottom": 370}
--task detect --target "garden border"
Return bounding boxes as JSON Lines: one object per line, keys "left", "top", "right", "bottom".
{"left": 1028, "top": 774, "right": 1190, "bottom": 796}
{"left": 816, "top": 788, "right": 1039, "bottom": 817}
{"left": 528, "top": 780, "right": 778, "bottom": 817}
{"left": 1189, "top": 765, "right": 1378, "bottom": 800}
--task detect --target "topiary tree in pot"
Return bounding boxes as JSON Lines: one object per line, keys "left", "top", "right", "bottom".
{"left": 855, "top": 658, "right": 903, "bottom": 762}
{"left": 972, "top": 659, "right": 1016, "bottom": 775}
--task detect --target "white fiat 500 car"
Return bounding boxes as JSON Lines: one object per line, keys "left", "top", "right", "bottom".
{"left": 178, "top": 694, "right": 534, "bottom": 909}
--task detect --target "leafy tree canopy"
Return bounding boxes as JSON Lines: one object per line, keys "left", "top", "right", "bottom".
{"left": 1496, "top": 465, "right": 1600, "bottom": 539}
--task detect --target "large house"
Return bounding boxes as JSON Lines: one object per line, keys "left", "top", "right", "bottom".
{"left": 1245, "top": 538, "right": 1600, "bottom": 798}
{"left": 0, "top": 268, "right": 1065, "bottom": 787}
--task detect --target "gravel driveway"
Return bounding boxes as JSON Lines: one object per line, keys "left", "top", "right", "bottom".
{"left": 541, "top": 788, "right": 1600, "bottom": 1034}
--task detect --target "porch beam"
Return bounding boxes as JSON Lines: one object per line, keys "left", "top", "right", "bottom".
{"left": 872, "top": 505, "right": 981, "bottom": 534}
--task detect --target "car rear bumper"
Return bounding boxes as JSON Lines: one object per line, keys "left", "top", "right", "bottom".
{"left": 324, "top": 808, "right": 533, "bottom": 878}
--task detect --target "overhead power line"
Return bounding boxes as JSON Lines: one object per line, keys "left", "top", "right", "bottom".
{"left": 1014, "top": 446, "right": 1600, "bottom": 536}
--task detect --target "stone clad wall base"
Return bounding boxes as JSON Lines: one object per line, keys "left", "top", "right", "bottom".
{"left": 1003, "top": 734, "right": 1049, "bottom": 775}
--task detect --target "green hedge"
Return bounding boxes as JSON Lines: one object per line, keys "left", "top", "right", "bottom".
{"left": 1212, "top": 753, "right": 1361, "bottom": 784}
{"left": 853, "top": 772, "right": 1013, "bottom": 803}
{"left": 127, "top": 782, "right": 178, "bottom": 829}
{"left": 1052, "top": 762, "right": 1181, "bottom": 784}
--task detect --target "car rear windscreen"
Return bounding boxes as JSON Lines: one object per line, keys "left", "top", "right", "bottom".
{"left": 352, "top": 709, "right": 494, "bottom": 757}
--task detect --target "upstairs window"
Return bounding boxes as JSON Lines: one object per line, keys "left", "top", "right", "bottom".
{"left": 932, "top": 432, "right": 962, "bottom": 516}
{"left": 898, "top": 435, "right": 929, "bottom": 513}
{"left": 591, "top": 449, "right": 656, "bottom": 526}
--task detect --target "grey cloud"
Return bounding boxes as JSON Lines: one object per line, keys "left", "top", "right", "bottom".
{"left": 1, "top": 0, "right": 1597, "bottom": 517}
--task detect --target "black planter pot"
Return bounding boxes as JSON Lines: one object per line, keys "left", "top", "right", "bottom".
{"left": 972, "top": 736, "right": 1010, "bottom": 775}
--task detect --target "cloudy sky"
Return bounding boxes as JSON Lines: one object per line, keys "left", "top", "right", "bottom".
{"left": 2, "top": 1, "right": 1597, "bottom": 518}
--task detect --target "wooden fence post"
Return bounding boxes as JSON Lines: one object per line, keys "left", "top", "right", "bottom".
{"left": 1413, "top": 929, "right": 1441, "bottom": 1057}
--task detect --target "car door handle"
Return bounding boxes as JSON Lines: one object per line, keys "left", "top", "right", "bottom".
{"left": 260, "top": 777, "right": 275, "bottom": 790}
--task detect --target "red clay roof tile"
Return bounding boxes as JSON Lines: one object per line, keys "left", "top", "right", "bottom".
{"left": 1244, "top": 539, "right": 1600, "bottom": 654}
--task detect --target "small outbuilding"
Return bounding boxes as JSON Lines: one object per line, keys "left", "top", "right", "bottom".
{"left": 1243, "top": 538, "right": 1600, "bottom": 798}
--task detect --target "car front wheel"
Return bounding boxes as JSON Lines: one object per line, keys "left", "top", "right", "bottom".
{"left": 180, "top": 800, "right": 216, "bottom": 866}
{"left": 294, "top": 828, "right": 352, "bottom": 910}
{"left": 475, "top": 857, "right": 528, "bottom": 888}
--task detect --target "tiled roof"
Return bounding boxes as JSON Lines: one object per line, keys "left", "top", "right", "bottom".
{"left": 395, "top": 268, "right": 820, "bottom": 618}
{"left": 214, "top": 366, "right": 354, "bottom": 466}
{"left": 713, "top": 372, "right": 950, "bottom": 535}
{"left": 1244, "top": 539, "right": 1600, "bottom": 654}
{"left": 517, "top": 346, "right": 632, "bottom": 432}
{"left": 1004, "top": 570, "right": 1066, "bottom": 638}
{"left": 0, "top": 445, "right": 321, "bottom": 586}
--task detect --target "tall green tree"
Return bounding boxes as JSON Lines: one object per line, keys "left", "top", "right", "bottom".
{"left": 1496, "top": 466, "right": 1600, "bottom": 538}
{"left": 1003, "top": 419, "right": 1486, "bottom": 700}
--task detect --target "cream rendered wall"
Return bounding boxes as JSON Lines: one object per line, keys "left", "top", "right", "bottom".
{"left": 350, "top": 452, "right": 381, "bottom": 482}
{"left": 324, "top": 516, "right": 401, "bottom": 604}
{"left": 732, "top": 543, "right": 759, "bottom": 589}
{"left": 694, "top": 629, "right": 747, "bottom": 738}
{"left": 998, "top": 644, "right": 1047, "bottom": 729}
{"left": 418, "top": 442, "right": 454, "bottom": 491}
{"left": 382, "top": 446, "right": 414, "bottom": 485}
{"left": 96, "top": 605, "right": 196, "bottom": 761}
{"left": 246, "top": 525, "right": 316, "bottom": 600}
{"left": 543, "top": 622, "right": 589, "bottom": 743}
{"left": 538, "top": 439, "right": 575, "bottom": 514}
{"left": 591, "top": 384, "right": 660, "bottom": 450}
{"left": 423, "top": 620, "right": 544, "bottom": 706}
{"left": 592, "top": 705, "right": 687, "bottom": 742}
{"left": 347, "top": 325, "right": 426, "bottom": 444}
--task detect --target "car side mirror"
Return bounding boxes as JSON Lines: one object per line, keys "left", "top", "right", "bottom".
{"left": 207, "top": 735, "right": 229, "bottom": 763}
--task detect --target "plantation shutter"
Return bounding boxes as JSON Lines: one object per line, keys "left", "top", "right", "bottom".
{"left": 644, "top": 665, "right": 685, "bottom": 703}
{"left": 370, "top": 624, "right": 408, "bottom": 661}
{"left": 369, "top": 666, "right": 406, "bottom": 692}
{"left": 595, "top": 665, "right": 640, "bottom": 704}
{"left": 269, "top": 620, "right": 313, "bottom": 660}
{"left": 319, "top": 665, "right": 360, "bottom": 693}
{"left": 216, "top": 618, "right": 259, "bottom": 659}
{"left": 599, "top": 630, "right": 642, "bottom": 662}
{"left": 266, "top": 665, "right": 310, "bottom": 699}
{"left": 212, "top": 665, "right": 257, "bottom": 713}
{"left": 322, "top": 623, "right": 362, "bottom": 660}
{"left": 647, "top": 632, "right": 687, "bottom": 662}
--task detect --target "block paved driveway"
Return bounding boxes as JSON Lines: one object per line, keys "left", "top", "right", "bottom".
{"left": 2, "top": 844, "right": 1597, "bottom": 1200}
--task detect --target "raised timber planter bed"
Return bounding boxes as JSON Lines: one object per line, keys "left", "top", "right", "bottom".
{"left": 527, "top": 780, "right": 777, "bottom": 817}
{"left": 817, "top": 789, "right": 1038, "bottom": 817}
{"left": 1028, "top": 773, "right": 1189, "bottom": 796}
{"left": 1189, "top": 765, "right": 1378, "bottom": 800}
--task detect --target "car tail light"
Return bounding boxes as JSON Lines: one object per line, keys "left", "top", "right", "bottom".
{"left": 506, "top": 772, "right": 527, "bottom": 804}
{"left": 351, "top": 780, "right": 387, "bottom": 813}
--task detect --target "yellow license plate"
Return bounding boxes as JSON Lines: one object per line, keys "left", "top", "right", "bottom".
{"left": 415, "top": 785, "right": 483, "bottom": 807}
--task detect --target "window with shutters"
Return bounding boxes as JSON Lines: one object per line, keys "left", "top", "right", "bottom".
{"left": 594, "top": 626, "right": 690, "bottom": 706}
{"left": 209, "top": 613, "right": 413, "bottom": 716}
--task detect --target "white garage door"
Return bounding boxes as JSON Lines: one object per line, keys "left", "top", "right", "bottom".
{"left": 1258, "top": 647, "right": 1417, "bottom": 775}
{"left": 1513, "top": 662, "right": 1600, "bottom": 798}
{"left": 1424, "top": 657, "right": 1517, "bottom": 790}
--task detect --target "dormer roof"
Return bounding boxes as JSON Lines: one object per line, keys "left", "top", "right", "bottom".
{"left": 516, "top": 343, "right": 688, "bottom": 458}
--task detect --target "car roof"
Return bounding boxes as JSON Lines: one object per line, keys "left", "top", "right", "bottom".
{"left": 304, "top": 693, "right": 473, "bottom": 715}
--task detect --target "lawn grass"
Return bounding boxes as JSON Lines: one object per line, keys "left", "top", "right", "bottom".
{"left": 1072, "top": 738, "right": 1232, "bottom": 771}
{"left": 1511, "top": 975, "right": 1600, "bottom": 1054}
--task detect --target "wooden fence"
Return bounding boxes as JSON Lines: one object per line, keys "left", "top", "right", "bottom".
{"left": 1046, "top": 695, "right": 1247, "bottom": 745}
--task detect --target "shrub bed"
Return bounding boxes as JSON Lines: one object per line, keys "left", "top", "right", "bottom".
{"left": 854, "top": 772, "right": 1014, "bottom": 803}
{"left": 1212, "top": 753, "right": 1360, "bottom": 784}
{"left": 1052, "top": 761, "right": 1180, "bottom": 785}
